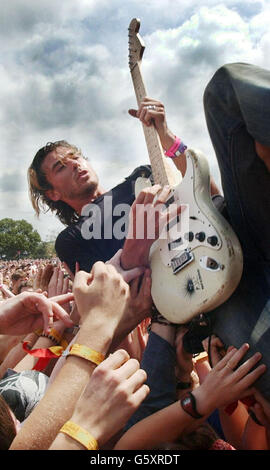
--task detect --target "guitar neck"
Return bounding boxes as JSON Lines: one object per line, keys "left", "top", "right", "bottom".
{"left": 130, "top": 63, "right": 170, "bottom": 186}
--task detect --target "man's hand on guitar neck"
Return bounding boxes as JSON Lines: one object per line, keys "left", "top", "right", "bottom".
{"left": 129, "top": 96, "right": 188, "bottom": 179}
{"left": 128, "top": 97, "right": 175, "bottom": 151}
{"left": 128, "top": 97, "right": 221, "bottom": 196}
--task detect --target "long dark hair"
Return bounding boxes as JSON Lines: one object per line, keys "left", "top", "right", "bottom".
{"left": 28, "top": 140, "right": 84, "bottom": 226}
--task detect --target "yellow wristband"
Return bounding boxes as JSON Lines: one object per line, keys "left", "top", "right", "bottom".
{"left": 34, "top": 328, "right": 43, "bottom": 337}
{"left": 67, "top": 343, "right": 105, "bottom": 366}
{"left": 60, "top": 421, "right": 98, "bottom": 450}
{"left": 39, "top": 328, "right": 63, "bottom": 345}
{"left": 48, "top": 328, "right": 63, "bottom": 344}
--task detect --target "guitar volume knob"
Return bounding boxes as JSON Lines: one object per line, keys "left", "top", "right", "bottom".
{"left": 207, "top": 236, "right": 218, "bottom": 246}
{"left": 184, "top": 232, "right": 194, "bottom": 242}
{"left": 195, "top": 232, "right": 206, "bottom": 242}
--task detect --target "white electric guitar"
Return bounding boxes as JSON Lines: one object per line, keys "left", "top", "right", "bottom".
{"left": 128, "top": 18, "right": 243, "bottom": 324}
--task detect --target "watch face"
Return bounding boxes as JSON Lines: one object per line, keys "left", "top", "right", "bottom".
{"left": 181, "top": 394, "right": 199, "bottom": 418}
{"left": 182, "top": 396, "right": 191, "bottom": 407}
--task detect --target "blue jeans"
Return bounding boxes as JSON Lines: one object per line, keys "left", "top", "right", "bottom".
{"left": 125, "top": 332, "right": 225, "bottom": 439}
{"left": 125, "top": 331, "right": 177, "bottom": 430}
{"left": 203, "top": 63, "right": 270, "bottom": 399}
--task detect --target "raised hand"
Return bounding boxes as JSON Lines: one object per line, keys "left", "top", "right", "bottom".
{"left": 193, "top": 343, "right": 266, "bottom": 416}
{"left": 0, "top": 291, "right": 74, "bottom": 335}
{"left": 128, "top": 97, "right": 175, "bottom": 150}
{"left": 73, "top": 262, "right": 129, "bottom": 329}
{"left": 69, "top": 349, "right": 149, "bottom": 447}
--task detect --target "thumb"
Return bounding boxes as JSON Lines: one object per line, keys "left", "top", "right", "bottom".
{"left": 128, "top": 109, "right": 138, "bottom": 118}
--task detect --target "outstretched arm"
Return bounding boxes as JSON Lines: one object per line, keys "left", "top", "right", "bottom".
{"left": 115, "top": 344, "right": 266, "bottom": 450}
{"left": 10, "top": 262, "right": 131, "bottom": 450}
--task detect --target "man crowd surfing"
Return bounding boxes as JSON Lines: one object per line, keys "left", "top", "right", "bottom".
{"left": 0, "top": 62, "right": 269, "bottom": 451}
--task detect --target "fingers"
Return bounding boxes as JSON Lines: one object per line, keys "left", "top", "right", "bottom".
{"left": 106, "top": 249, "right": 122, "bottom": 266}
{"left": 109, "top": 352, "right": 148, "bottom": 397}
{"left": 217, "top": 343, "right": 266, "bottom": 391}
{"left": 236, "top": 351, "right": 263, "bottom": 378}
{"left": 63, "top": 262, "right": 75, "bottom": 281}
{"left": 107, "top": 249, "right": 145, "bottom": 283}
{"left": 250, "top": 403, "right": 268, "bottom": 428}
{"left": 101, "top": 349, "right": 130, "bottom": 370}
{"left": 223, "top": 343, "right": 252, "bottom": 371}
{"left": 237, "top": 361, "right": 266, "bottom": 390}
{"left": 129, "top": 268, "right": 152, "bottom": 300}
{"left": 132, "top": 383, "right": 150, "bottom": 407}
{"left": 128, "top": 98, "right": 165, "bottom": 127}
{"left": 126, "top": 369, "right": 148, "bottom": 394}
{"left": 50, "top": 301, "right": 74, "bottom": 328}
{"left": 116, "top": 357, "right": 140, "bottom": 380}
{"left": 73, "top": 270, "right": 92, "bottom": 293}
{"left": 57, "top": 268, "right": 64, "bottom": 295}
{"left": 122, "top": 266, "right": 145, "bottom": 283}
{"left": 216, "top": 344, "right": 243, "bottom": 370}
{"left": 50, "top": 292, "right": 74, "bottom": 304}
{"left": 63, "top": 276, "right": 70, "bottom": 294}
{"left": 34, "top": 295, "right": 54, "bottom": 333}
{"left": 133, "top": 184, "right": 163, "bottom": 206}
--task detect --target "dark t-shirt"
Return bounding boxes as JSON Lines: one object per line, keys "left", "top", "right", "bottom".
{"left": 55, "top": 165, "right": 152, "bottom": 273}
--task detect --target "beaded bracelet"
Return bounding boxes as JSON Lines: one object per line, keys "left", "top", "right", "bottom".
{"left": 60, "top": 421, "right": 98, "bottom": 450}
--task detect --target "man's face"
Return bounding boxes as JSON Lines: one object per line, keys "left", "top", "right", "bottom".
{"left": 41, "top": 146, "right": 99, "bottom": 203}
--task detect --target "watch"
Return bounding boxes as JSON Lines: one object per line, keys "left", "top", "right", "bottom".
{"left": 180, "top": 392, "right": 203, "bottom": 419}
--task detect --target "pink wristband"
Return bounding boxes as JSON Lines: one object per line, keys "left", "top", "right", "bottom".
{"left": 165, "top": 137, "right": 181, "bottom": 157}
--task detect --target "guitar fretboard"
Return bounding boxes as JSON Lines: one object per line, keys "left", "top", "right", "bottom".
{"left": 130, "top": 63, "right": 170, "bottom": 186}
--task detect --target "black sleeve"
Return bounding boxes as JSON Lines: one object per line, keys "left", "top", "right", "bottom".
{"left": 55, "top": 228, "right": 99, "bottom": 274}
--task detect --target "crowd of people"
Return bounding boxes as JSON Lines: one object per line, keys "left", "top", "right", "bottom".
{"left": 0, "top": 62, "right": 269, "bottom": 451}
{"left": 0, "top": 255, "right": 269, "bottom": 451}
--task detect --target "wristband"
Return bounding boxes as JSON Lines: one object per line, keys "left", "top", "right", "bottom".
{"left": 34, "top": 328, "right": 44, "bottom": 337}
{"left": 165, "top": 136, "right": 187, "bottom": 159}
{"left": 60, "top": 421, "right": 98, "bottom": 450}
{"left": 66, "top": 343, "right": 105, "bottom": 366}
{"left": 40, "top": 328, "right": 63, "bottom": 345}
{"left": 180, "top": 391, "right": 203, "bottom": 419}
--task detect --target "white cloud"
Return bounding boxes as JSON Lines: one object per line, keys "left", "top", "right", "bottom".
{"left": 0, "top": 0, "right": 269, "bottom": 241}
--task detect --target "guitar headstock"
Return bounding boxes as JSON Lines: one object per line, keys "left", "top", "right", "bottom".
{"left": 128, "top": 18, "right": 145, "bottom": 71}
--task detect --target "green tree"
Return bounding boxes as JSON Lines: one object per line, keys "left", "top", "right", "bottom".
{"left": 0, "top": 218, "right": 43, "bottom": 259}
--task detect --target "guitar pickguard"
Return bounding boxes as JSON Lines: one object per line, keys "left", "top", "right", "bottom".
{"left": 149, "top": 149, "right": 243, "bottom": 323}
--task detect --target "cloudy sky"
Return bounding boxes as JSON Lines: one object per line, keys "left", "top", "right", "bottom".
{"left": 0, "top": 0, "right": 269, "bottom": 241}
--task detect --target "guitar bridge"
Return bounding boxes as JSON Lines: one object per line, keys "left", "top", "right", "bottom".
{"left": 171, "top": 250, "right": 194, "bottom": 275}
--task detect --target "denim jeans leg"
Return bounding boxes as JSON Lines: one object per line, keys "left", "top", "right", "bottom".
{"left": 203, "top": 63, "right": 270, "bottom": 399}
{"left": 124, "top": 331, "right": 177, "bottom": 430}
